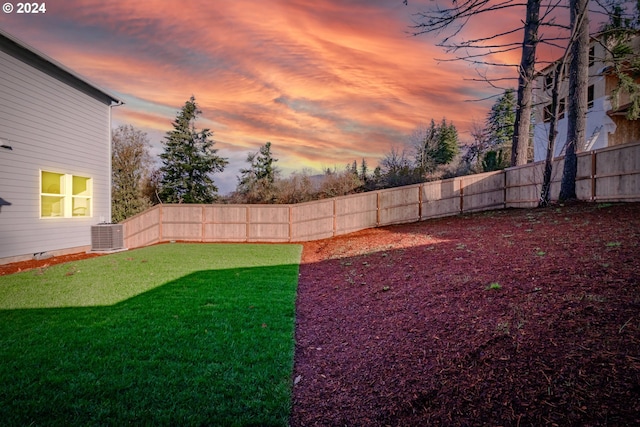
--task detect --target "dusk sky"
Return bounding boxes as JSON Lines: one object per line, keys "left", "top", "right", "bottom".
{"left": 0, "top": 0, "right": 570, "bottom": 193}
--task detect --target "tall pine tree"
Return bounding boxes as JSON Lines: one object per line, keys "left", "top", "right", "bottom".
{"left": 414, "top": 118, "right": 459, "bottom": 175}
{"left": 159, "top": 96, "right": 228, "bottom": 203}
{"left": 236, "top": 141, "right": 279, "bottom": 203}
{"left": 482, "top": 89, "right": 516, "bottom": 171}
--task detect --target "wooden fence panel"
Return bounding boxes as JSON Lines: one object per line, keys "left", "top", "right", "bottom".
{"left": 161, "top": 205, "right": 202, "bottom": 223}
{"left": 505, "top": 163, "right": 542, "bottom": 208}
{"left": 379, "top": 185, "right": 420, "bottom": 225}
{"left": 335, "top": 192, "right": 378, "bottom": 235}
{"left": 594, "top": 144, "right": 640, "bottom": 201}
{"left": 421, "top": 178, "right": 460, "bottom": 218}
{"left": 461, "top": 171, "right": 505, "bottom": 213}
{"left": 575, "top": 153, "right": 594, "bottom": 200}
{"left": 596, "top": 173, "right": 640, "bottom": 201}
{"left": 161, "top": 205, "right": 203, "bottom": 241}
{"left": 204, "top": 205, "right": 248, "bottom": 241}
{"left": 123, "top": 206, "right": 161, "bottom": 249}
{"left": 291, "top": 200, "right": 334, "bottom": 241}
{"left": 247, "top": 205, "right": 290, "bottom": 241}
{"left": 549, "top": 157, "right": 566, "bottom": 202}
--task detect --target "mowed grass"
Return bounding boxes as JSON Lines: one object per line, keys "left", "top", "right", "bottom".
{"left": 0, "top": 243, "right": 302, "bottom": 427}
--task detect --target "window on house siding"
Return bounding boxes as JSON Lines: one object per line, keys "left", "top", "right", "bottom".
{"left": 41, "top": 171, "right": 65, "bottom": 217}
{"left": 588, "top": 85, "right": 594, "bottom": 109}
{"left": 589, "top": 46, "right": 595, "bottom": 67}
{"left": 72, "top": 175, "right": 91, "bottom": 216}
{"left": 40, "top": 171, "right": 92, "bottom": 218}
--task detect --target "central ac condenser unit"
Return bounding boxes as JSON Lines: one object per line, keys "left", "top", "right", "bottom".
{"left": 91, "top": 224, "right": 124, "bottom": 251}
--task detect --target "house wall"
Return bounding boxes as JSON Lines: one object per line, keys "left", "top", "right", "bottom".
{"left": 532, "top": 35, "right": 639, "bottom": 162}
{"left": 533, "top": 97, "right": 616, "bottom": 161}
{"left": 0, "top": 45, "right": 112, "bottom": 262}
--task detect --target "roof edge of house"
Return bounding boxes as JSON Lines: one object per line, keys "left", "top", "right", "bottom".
{"left": 0, "top": 28, "right": 123, "bottom": 106}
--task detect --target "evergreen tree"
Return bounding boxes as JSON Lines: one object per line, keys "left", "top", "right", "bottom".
{"left": 414, "top": 119, "right": 460, "bottom": 175}
{"left": 487, "top": 89, "right": 516, "bottom": 148}
{"left": 159, "top": 96, "right": 227, "bottom": 203}
{"left": 482, "top": 150, "right": 507, "bottom": 172}
{"left": 111, "top": 125, "right": 153, "bottom": 222}
{"left": 236, "top": 141, "right": 279, "bottom": 203}
{"left": 359, "top": 158, "right": 369, "bottom": 183}
{"left": 350, "top": 160, "right": 358, "bottom": 176}
{"left": 482, "top": 89, "right": 516, "bottom": 171}
{"left": 370, "top": 166, "right": 383, "bottom": 190}
{"left": 435, "top": 119, "right": 459, "bottom": 165}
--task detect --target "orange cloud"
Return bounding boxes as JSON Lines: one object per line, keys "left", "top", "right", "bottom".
{"left": 1, "top": 0, "right": 561, "bottom": 193}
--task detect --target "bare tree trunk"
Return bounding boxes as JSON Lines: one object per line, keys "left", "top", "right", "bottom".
{"left": 540, "top": 64, "right": 563, "bottom": 207}
{"left": 512, "top": 0, "right": 541, "bottom": 166}
{"left": 559, "top": 0, "right": 589, "bottom": 201}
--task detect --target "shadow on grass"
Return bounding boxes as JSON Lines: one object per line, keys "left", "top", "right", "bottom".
{"left": 0, "top": 264, "right": 299, "bottom": 427}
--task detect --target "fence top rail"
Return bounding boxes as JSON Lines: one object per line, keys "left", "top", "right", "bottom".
{"left": 503, "top": 141, "right": 640, "bottom": 172}
{"left": 592, "top": 140, "right": 640, "bottom": 155}
{"left": 120, "top": 204, "right": 161, "bottom": 223}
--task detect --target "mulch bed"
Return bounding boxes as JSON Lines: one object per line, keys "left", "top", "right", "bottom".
{"left": 0, "top": 251, "right": 104, "bottom": 276}
{"left": 292, "top": 202, "right": 640, "bottom": 426}
{"left": 2, "top": 202, "right": 639, "bottom": 426}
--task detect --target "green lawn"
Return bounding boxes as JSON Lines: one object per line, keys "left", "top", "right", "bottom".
{"left": 0, "top": 243, "right": 302, "bottom": 427}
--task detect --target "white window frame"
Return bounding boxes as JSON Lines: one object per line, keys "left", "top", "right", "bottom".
{"left": 40, "top": 170, "right": 93, "bottom": 219}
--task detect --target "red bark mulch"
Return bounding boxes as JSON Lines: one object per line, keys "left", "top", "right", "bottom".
{"left": 2, "top": 202, "right": 639, "bottom": 426}
{"left": 0, "top": 252, "right": 104, "bottom": 276}
{"left": 292, "top": 202, "right": 640, "bottom": 426}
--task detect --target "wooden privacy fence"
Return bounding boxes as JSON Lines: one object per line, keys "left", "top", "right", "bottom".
{"left": 122, "top": 142, "right": 640, "bottom": 249}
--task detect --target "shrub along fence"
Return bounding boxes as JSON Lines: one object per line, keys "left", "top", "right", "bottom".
{"left": 122, "top": 142, "right": 640, "bottom": 248}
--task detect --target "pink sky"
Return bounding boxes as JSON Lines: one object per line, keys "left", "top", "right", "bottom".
{"left": 1, "top": 0, "right": 548, "bottom": 193}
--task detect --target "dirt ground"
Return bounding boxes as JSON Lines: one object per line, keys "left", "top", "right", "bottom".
{"left": 2, "top": 202, "right": 639, "bottom": 426}
{"left": 292, "top": 202, "right": 640, "bottom": 426}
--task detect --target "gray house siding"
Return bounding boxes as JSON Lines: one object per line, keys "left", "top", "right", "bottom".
{"left": 0, "top": 31, "right": 120, "bottom": 263}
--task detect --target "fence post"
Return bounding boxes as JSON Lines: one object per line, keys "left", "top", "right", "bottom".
{"left": 459, "top": 177, "right": 464, "bottom": 213}
{"left": 418, "top": 184, "right": 423, "bottom": 220}
{"left": 245, "top": 206, "right": 250, "bottom": 242}
{"left": 503, "top": 170, "right": 508, "bottom": 209}
{"left": 376, "top": 191, "right": 381, "bottom": 226}
{"left": 288, "top": 205, "right": 293, "bottom": 242}
{"left": 158, "top": 204, "right": 163, "bottom": 242}
{"left": 591, "top": 151, "right": 597, "bottom": 202}
{"left": 201, "top": 205, "right": 205, "bottom": 242}
{"left": 333, "top": 198, "right": 337, "bottom": 237}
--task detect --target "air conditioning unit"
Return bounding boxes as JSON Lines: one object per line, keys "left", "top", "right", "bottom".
{"left": 91, "top": 224, "right": 124, "bottom": 251}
